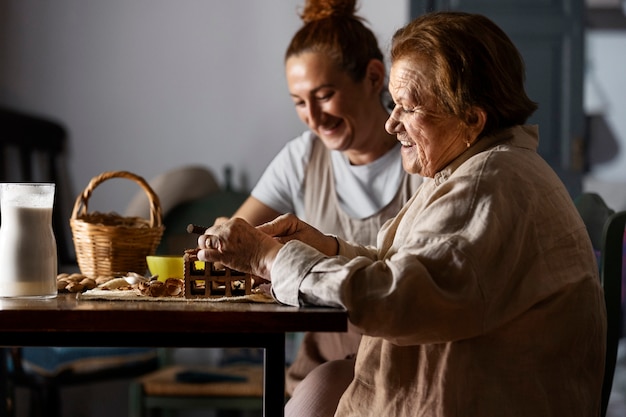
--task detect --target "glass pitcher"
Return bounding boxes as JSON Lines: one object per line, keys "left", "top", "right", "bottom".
{"left": 0, "top": 183, "right": 57, "bottom": 298}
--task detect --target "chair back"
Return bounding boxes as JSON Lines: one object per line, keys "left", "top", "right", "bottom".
{"left": 599, "top": 210, "right": 626, "bottom": 417}
{"left": 125, "top": 165, "right": 220, "bottom": 220}
{"left": 575, "top": 192, "right": 624, "bottom": 417}
{"left": 0, "top": 106, "right": 74, "bottom": 264}
{"left": 575, "top": 192, "right": 614, "bottom": 249}
{"left": 157, "top": 189, "right": 248, "bottom": 255}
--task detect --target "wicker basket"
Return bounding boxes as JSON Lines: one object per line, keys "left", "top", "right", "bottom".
{"left": 70, "top": 170, "right": 164, "bottom": 278}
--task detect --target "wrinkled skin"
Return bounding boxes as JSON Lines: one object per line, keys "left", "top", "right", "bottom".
{"left": 385, "top": 58, "right": 486, "bottom": 177}
{"left": 197, "top": 214, "right": 337, "bottom": 280}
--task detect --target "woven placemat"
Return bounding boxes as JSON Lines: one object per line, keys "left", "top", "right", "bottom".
{"left": 77, "top": 288, "right": 276, "bottom": 303}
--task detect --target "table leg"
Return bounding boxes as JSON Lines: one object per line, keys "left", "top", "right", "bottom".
{"left": 0, "top": 348, "right": 14, "bottom": 417}
{"left": 263, "top": 333, "right": 285, "bottom": 417}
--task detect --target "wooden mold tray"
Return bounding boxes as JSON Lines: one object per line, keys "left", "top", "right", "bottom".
{"left": 183, "top": 250, "right": 252, "bottom": 298}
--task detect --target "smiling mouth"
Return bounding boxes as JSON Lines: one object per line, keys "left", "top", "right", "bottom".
{"left": 399, "top": 140, "right": 414, "bottom": 147}
{"left": 319, "top": 119, "right": 343, "bottom": 135}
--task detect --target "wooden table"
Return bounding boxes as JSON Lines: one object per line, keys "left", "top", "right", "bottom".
{"left": 0, "top": 293, "right": 347, "bottom": 417}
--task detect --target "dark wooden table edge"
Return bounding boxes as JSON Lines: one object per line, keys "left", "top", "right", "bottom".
{"left": 0, "top": 294, "right": 347, "bottom": 417}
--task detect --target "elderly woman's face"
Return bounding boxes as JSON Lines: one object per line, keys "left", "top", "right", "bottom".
{"left": 386, "top": 58, "right": 470, "bottom": 177}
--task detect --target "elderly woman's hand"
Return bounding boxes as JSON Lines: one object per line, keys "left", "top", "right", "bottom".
{"left": 197, "top": 218, "right": 282, "bottom": 280}
{"left": 212, "top": 216, "right": 230, "bottom": 226}
{"left": 257, "top": 213, "right": 339, "bottom": 256}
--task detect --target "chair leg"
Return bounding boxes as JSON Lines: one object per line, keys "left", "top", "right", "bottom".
{"left": 128, "top": 380, "right": 143, "bottom": 417}
{"left": 1, "top": 349, "right": 16, "bottom": 417}
{"left": 130, "top": 380, "right": 178, "bottom": 417}
{"left": 29, "top": 385, "right": 61, "bottom": 417}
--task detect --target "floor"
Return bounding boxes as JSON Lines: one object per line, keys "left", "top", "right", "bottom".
{"left": 13, "top": 341, "right": 626, "bottom": 417}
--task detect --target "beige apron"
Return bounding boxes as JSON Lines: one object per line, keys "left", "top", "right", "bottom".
{"left": 286, "top": 137, "right": 421, "bottom": 395}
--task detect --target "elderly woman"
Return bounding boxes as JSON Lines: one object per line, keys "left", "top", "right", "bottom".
{"left": 198, "top": 11, "right": 606, "bottom": 417}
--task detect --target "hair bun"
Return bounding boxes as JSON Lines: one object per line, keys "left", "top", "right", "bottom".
{"left": 300, "top": 0, "right": 358, "bottom": 24}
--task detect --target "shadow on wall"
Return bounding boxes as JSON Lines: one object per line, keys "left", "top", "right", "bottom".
{"left": 586, "top": 114, "right": 621, "bottom": 171}
{"left": 0, "top": 3, "right": 10, "bottom": 95}
{"left": 583, "top": 114, "right": 626, "bottom": 211}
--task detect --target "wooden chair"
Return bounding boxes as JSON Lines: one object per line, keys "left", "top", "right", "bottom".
{"left": 575, "top": 192, "right": 624, "bottom": 417}
{"left": 128, "top": 356, "right": 264, "bottom": 417}
{"left": 5, "top": 347, "right": 160, "bottom": 417}
{"left": 599, "top": 210, "right": 625, "bottom": 417}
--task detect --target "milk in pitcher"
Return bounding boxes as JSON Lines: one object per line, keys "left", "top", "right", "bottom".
{"left": 0, "top": 183, "right": 57, "bottom": 298}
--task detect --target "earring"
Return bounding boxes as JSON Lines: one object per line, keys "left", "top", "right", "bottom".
{"left": 465, "top": 139, "right": 471, "bottom": 148}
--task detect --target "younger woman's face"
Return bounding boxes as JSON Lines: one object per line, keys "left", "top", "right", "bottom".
{"left": 286, "top": 52, "right": 378, "bottom": 152}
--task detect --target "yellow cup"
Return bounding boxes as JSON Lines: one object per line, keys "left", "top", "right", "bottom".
{"left": 146, "top": 255, "right": 184, "bottom": 282}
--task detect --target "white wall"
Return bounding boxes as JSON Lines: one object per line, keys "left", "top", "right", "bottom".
{"left": 0, "top": 0, "right": 407, "bottom": 216}
{"left": 3, "top": 0, "right": 625, "bottom": 213}
{"left": 583, "top": 29, "right": 626, "bottom": 210}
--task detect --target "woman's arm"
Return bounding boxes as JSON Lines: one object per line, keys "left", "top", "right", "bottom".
{"left": 213, "top": 196, "right": 282, "bottom": 227}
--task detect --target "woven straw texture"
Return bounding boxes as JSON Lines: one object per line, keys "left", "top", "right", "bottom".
{"left": 70, "top": 171, "right": 164, "bottom": 278}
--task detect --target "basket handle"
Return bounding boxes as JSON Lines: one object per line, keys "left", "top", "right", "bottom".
{"left": 70, "top": 170, "right": 163, "bottom": 227}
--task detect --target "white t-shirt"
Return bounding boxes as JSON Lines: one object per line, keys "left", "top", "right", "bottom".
{"left": 251, "top": 131, "right": 405, "bottom": 219}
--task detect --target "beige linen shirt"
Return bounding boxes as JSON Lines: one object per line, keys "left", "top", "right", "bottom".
{"left": 271, "top": 125, "right": 607, "bottom": 416}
